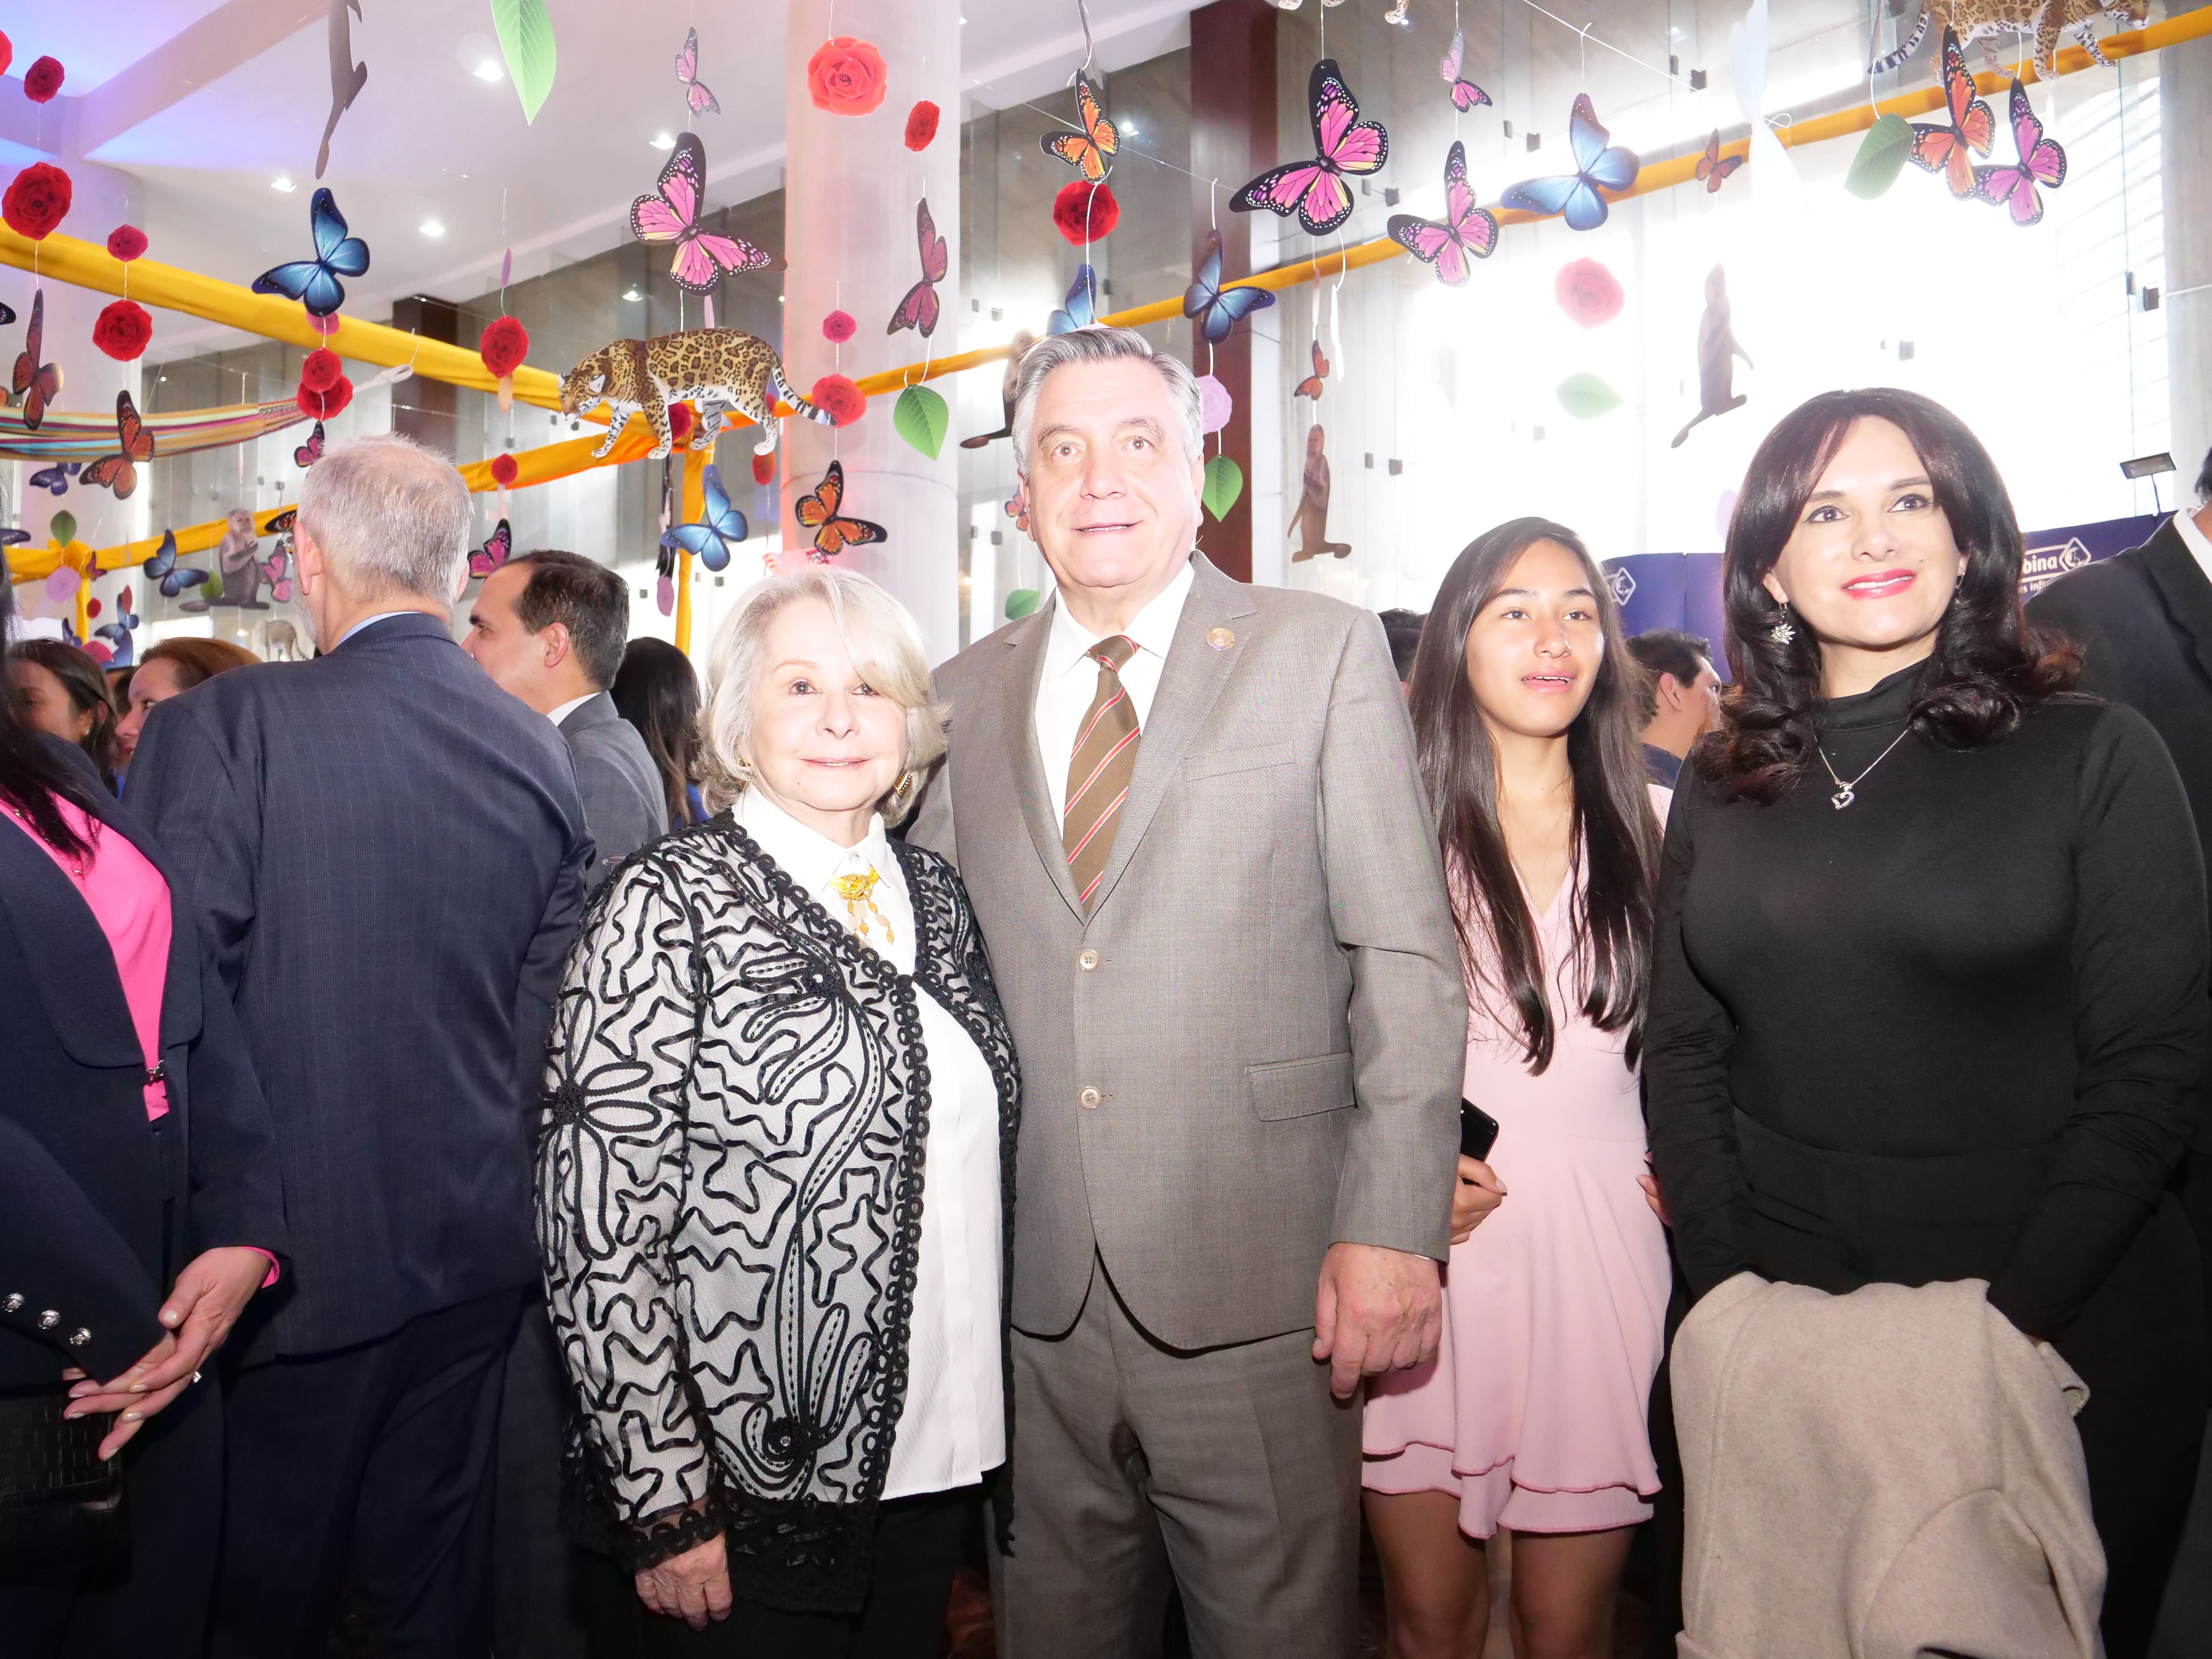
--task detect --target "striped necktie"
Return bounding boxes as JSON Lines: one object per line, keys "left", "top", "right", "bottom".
{"left": 1063, "top": 635, "right": 1140, "bottom": 910}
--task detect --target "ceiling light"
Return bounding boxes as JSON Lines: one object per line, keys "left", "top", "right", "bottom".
{"left": 650, "top": 132, "right": 676, "bottom": 150}
{"left": 420, "top": 220, "right": 445, "bottom": 237}
{"left": 271, "top": 176, "right": 296, "bottom": 192}
{"left": 622, "top": 285, "right": 644, "bottom": 302}
{"left": 474, "top": 59, "right": 504, "bottom": 81}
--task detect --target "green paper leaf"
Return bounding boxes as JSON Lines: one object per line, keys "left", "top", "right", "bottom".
{"left": 491, "top": 0, "right": 557, "bottom": 124}
{"left": 49, "top": 510, "right": 76, "bottom": 545}
{"left": 1202, "top": 453, "right": 1244, "bottom": 522}
{"left": 893, "top": 384, "right": 950, "bottom": 460}
{"left": 1845, "top": 114, "right": 1914, "bottom": 201}
{"left": 1004, "top": 588, "right": 1041, "bottom": 620}
{"left": 1555, "top": 373, "right": 1623, "bottom": 421}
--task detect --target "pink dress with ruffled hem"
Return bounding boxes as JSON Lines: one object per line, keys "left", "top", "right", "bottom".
{"left": 1362, "top": 797, "right": 1673, "bottom": 1539}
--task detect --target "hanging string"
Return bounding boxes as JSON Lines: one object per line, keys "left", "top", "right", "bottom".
{"left": 1515, "top": 0, "right": 1676, "bottom": 84}
{"left": 1073, "top": 0, "right": 1097, "bottom": 82}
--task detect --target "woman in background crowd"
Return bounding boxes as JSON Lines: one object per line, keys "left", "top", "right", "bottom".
{"left": 113, "top": 638, "right": 260, "bottom": 771}
{"left": 1644, "top": 388, "right": 2209, "bottom": 1659}
{"left": 0, "top": 594, "right": 286, "bottom": 1655}
{"left": 9, "top": 641, "right": 122, "bottom": 795}
{"left": 1365, "top": 518, "right": 1671, "bottom": 1659}
{"left": 611, "top": 636, "right": 707, "bottom": 830}
{"left": 540, "top": 568, "right": 1017, "bottom": 1655}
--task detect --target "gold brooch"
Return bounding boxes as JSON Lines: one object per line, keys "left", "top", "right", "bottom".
{"left": 1206, "top": 627, "right": 1236, "bottom": 651}
{"left": 831, "top": 870, "right": 895, "bottom": 944}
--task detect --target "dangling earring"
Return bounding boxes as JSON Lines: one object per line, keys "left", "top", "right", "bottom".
{"left": 889, "top": 770, "right": 917, "bottom": 809}
{"left": 1769, "top": 605, "right": 1796, "bottom": 645}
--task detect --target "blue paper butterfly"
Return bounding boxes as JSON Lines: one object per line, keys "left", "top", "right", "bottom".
{"left": 1048, "top": 265, "right": 1101, "bottom": 336}
{"left": 1500, "top": 94, "right": 1640, "bottom": 233}
{"left": 252, "top": 188, "right": 371, "bottom": 317}
{"left": 664, "top": 464, "right": 748, "bottom": 571}
{"left": 144, "top": 530, "right": 211, "bottom": 599}
{"left": 26, "top": 462, "right": 79, "bottom": 495}
{"left": 1183, "top": 230, "right": 1275, "bottom": 345}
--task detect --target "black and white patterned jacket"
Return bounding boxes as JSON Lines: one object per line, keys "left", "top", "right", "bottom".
{"left": 536, "top": 817, "right": 1019, "bottom": 1614}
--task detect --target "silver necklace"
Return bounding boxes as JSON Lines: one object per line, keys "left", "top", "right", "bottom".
{"left": 1816, "top": 725, "right": 1912, "bottom": 810}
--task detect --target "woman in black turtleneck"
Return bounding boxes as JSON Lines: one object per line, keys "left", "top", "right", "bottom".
{"left": 1645, "top": 389, "right": 2209, "bottom": 1659}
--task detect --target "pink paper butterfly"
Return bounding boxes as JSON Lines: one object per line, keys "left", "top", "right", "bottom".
{"left": 1973, "top": 78, "right": 2066, "bottom": 227}
{"left": 264, "top": 547, "right": 295, "bottom": 604}
{"left": 1440, "top": 30, "right": 1491, "bottom": 113}
{"left": 674, "top": 27, "right": 719, "bottom": 117}
{"left": 631, "top": 133, "right": 771, "bottom": 295}
{"left": 887, "top": 199, "right": 948, "bottom": 338}
{"left": 1386, "top": 142, "right": 1497, "bottom": 287}
{"left": 1232, "top": 59, "right": 1388, "bottom": 237}
{"left": 469, "top": 518, "right": 513, "bottom": 581}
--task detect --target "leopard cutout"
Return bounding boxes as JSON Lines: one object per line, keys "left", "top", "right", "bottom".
{"left": 560, "top": 329, "right": 833, "bottom": 462}
{"left": 1870, "top": 0, "right": 2146, "bottom": 79}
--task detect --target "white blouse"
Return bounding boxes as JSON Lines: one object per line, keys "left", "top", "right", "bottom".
{"left": 733, "top": 789, "right": 1005, "bottom": 1498}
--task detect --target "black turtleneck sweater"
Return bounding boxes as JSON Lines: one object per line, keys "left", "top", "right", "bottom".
{"left": 1644, "top": 663, "right": 2208, "bottom": 1339}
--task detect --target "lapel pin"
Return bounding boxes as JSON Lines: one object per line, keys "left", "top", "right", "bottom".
{"left": 1206, "top": 627, "right": 1235, "bottom": 651}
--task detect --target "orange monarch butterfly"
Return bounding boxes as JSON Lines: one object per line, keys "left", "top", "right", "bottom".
{"left": 1295, "top": 339, "right": 1330, "bottom": 401}
{"left": 1040, "top": 72, "right": 1118, "bottom": 183}
{"left": 795, "top": 460, "right": 887, "bottom": 562}
{"left": 79, "top": 391, "right": 156, "bottom": 499}
{"left": 1695, "top": 129, "right": 1744, "bottom": 193}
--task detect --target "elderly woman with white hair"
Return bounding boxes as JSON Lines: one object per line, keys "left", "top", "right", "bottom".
{"left": 537, "top": 567, "right": 1019, "bottom": 1656}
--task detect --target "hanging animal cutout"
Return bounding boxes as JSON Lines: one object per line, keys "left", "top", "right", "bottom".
{"left": 1049, "top": 266, "right": 1102, "bottom": 335}
{"left": 1973, "top": 78, "right": 2067, "bottom": 225}
{"left": 253, "top": 188, "right": 370, "bottom": 318}
{"left": 1185, "top": 230, "right": 1275, "bottom": 343}
{"left": 1041, "top": 72, "right": 1118, "bottom": 181}
{"left": 674, "top": 26, "right": 719, "bottom": 116}
{"left": 560, "top": 330, "right": 831, "bottom": 461}
{"left": 1908, "top": 31, "right": 1996, "bottom": 198}
{"left": 263, "top": 620, "right": 306, "bottom": 661}
{"left": 12, "top": 291, "right": 61, "bottom": 431}
{"left": 795, "top": 460, "right": 887, "bottom": 562}
{"left": 1695, "top": 130, "right": 1746, "bottom": 192}
{"left": 631, "top": 132, "right": 773, "bottom": 295}
{"left": 1439, "top": 29, "right": 1491, "bottom": 111}
{"left": 886, "top": 199, "right": 948, "bottom": 338}
{"left": 1233, "top": 60, "right": 1389, "bottom": 238}
{"left": 1387, "top": 141, "right": 1499, "bottom": 286}
{"left": 1295, "top": 339, "right": 1330, "bottom": 401}
{"left": 318, "top": 0, "right": 368, "bottom": 179}
{"left": 78, "top": 391, "right": 155, "bottom": 500}
{"left": 1289, "top": 425, "right": 1350, "bottom": 563}
{"left": 1871, "top": 0, "right": 2145, "bottom": 79}
{"left": 182, "top": 510, "right": 270, "bottom": 611}
{"left": 144, "top": 531, "right": 211, "bottom": 600}
{"left": 1502, "top": 95, "right": 1640, "bottom": 232}
{"left": 961, "top": 330, "right": 1036, "bottom": 450}
{"left": 1671, "top": 266, "right": 1753, "bottom": 449}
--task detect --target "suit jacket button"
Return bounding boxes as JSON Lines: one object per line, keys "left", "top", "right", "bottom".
{"left": 68, "top": 1329, "right": 90, "bottom": 1348}
{"left": 38, "top": 1310, "right": 58, "bottom": 1329}
{"left": 1078, "top": 949, "right": 1099, "bottom": 971}
{"left": 3, "top": 1294, "right": 20, "bottom": 1313}
{"left": 1079, "top": 1086, "right": 1102, "bottom": 1109}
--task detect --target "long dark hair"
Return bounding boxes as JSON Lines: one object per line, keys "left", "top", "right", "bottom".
{"left": 611, "top": 637, "right": 702, "bottom": 827}
{"left": 9, "top": 638, "right": 121, "bottom": 795}
{"left": 1, "top": 600, "right": 102, "bottom": 856}
{"left": 1406, "top": 518, "right": 1663, "bottom": 1072}
{"left": 1702, "top": 388, "right": 2078, "bottom": 802}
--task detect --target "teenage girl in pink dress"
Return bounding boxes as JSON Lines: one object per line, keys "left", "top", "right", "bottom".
{"left": 1363, "top": 518, "right": 1671, "bottom": 1659}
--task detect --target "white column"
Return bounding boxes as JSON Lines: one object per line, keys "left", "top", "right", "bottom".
{"left": 783, "top": 0, "right": 961, "bottom": 663}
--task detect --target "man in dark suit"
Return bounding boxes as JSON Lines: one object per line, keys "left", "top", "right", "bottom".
{"left": 463, "top": 547, "right": 663, "bottom": 1655}
{"left": 128, "top": 434, "right": 591, "bottom": 1658}
{"left": 1626, "top": 629, "right": 1720, "bottom": 790}
{"left": 465, "top": 549, "right": 663, "bottom": 885}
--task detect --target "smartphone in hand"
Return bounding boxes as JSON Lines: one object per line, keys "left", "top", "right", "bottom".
{"left": 1460, "top": 1099, "right": 1499, "bottom": 1163}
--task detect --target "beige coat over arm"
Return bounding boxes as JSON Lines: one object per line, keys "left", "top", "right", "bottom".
{"left": 909, "top": 554, "right": 1465, "bottom": 1350}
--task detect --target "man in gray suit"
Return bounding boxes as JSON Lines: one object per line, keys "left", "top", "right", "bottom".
{"left": 911, "top": 326, "right": 1463, "bottom": 1656}
{"left": 466, "top": 549, "right": 664, "bottom": 885}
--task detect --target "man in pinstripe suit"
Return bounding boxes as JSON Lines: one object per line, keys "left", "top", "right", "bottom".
{"left": 130, "top": 435, "right": 592, "bottom": 1657}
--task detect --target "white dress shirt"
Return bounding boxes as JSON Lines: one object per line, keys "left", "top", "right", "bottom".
{"left": 2173, "top": 506, "right": 2212, "bottom": 588}
{"left": 732, "top": 789, "right": 1005, "bottom": 1498}
{"left": 1034, "top": 557, "right": 1196, "bottom": 824}
{"left": 335, "top": 610, "right": 416, "bottom": 648}
{"left": 547, "top": 692, "right": 596, "bottom": 728}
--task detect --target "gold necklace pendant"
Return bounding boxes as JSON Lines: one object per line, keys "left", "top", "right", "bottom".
{"left": 831, "top": 869, "right": 895, "bottom": 944}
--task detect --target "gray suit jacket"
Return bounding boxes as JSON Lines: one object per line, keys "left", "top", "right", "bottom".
{"left": 559, "top": 692, "right": 665, "bottom": 886}
{"left": 910, "top": 555, "right": 1463, "bottom": 1349}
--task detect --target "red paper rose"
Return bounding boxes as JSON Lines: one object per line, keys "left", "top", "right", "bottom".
{"left": 106, "top": 224, "right": 147, "bottom": 262}
{"left": 807, "top": 36, "right": 887, "bottom": 117}
{"left": 904, "top": 100, "right": 940, "bottom": 151}
{"left": 300, "top": 347, "right": 343, "bottom": 393}
{"left": 0, "top": 34, "right": 13, "bottom": 79}
{"left": 478, "top": 314, "right": 529, "bottom": 379}
{"left": 668, "top": 402, "right": 695, "bottom": 445}
{"left": 1052, "top": 180, "right": 1119, "bottom": 246}
{"left": 297, "top": 374, "right": 353, "bottom": 420}
{"left": 23, "top": 56, "right": 62, "bottom": 104}
{"left": 1554, "top": 258, "right": 1624, "bottom": 329}
{"left": 751, "top": 451, "right": 775, "bottom": 486}
{"left": 809, "top": 373, "right": 866, "bottom": 428}
{"left": 821, "top": 309, "right": 856, "bottom": 343}
{"left": 3, "top": 162, "right": 71, "bottom": 241}
{"left": 490, "top": 453, "right": 520, "bottom": 488}
{"left": 92, "top": 300, "right": 152, "bottom": 361}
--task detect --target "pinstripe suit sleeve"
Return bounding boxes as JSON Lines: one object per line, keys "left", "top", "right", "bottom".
{"left": 513, "top": 830, "right": 591, "bottom": 1112}
{"left": 126, "top": 697, "right": 259, "bottom": 1000}
{"left": 1317, "top": 611, "right": 1463, "bottom": 1261}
